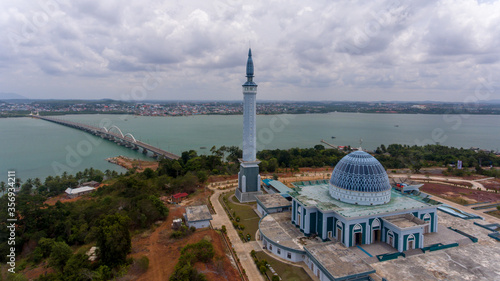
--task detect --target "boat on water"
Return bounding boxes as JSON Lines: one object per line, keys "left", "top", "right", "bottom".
{"left": 394, "top": 125, "right": 399, "bottom": 127}
{"left": 200, "top": 146, "right": 207, "bottom": 149}
{"left": 331, "top": 136, "right": 336, "bottom": 139}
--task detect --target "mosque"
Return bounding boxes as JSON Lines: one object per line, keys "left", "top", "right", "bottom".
{"left": 239, "top": 49, "right": 439, "bottom": 280}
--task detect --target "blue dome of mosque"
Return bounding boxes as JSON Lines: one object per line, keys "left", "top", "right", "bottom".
{"left": 330, "top": 151, "right": 391, "bottom": 193}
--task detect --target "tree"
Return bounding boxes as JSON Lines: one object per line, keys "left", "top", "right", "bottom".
{"left": 96, "top": 214, "right": 131, "bottom": 267}
{"left": 49, "top": 241, "right": 73, "bottom": 272}
{"left": 63, "top": 253, "right": 92, "bottom": 281}
{"left": 196, "top": 171, "right": 208, "bottom": 184}
{"left": 143, "top": 168, "right": 156, "bottom": 179}
{"left": 172, "top": 161, "right": 183, "bottom": 177}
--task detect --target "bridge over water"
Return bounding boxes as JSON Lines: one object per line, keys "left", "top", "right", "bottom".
{"left": 33, "top": 115, "right": 180, "bottom": 160}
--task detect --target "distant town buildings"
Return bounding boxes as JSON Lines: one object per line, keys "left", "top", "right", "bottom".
{"left": 3, "top": 100, "right": 500, "bottom": 118}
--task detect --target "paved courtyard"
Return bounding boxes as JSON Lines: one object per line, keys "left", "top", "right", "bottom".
{"left": 370, "top": 211, "right": 500, "bottom": 280}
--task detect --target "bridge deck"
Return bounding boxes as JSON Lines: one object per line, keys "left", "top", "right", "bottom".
{"left": 33, "top": 115, "right": 180, "bottom": 160}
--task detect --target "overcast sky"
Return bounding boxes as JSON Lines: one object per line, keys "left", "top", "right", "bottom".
{"left": 1, "top": 0, "right": 500, "bottom": 102}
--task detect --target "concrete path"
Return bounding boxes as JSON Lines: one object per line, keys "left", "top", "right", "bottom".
{"left": 209, "top": 188, "right": 265, "bottom": 281}
{"left": 390, "top": 174, "right": 489, "bottom": 191}
{"left": 473, "top": 177, "right": 495, "bottom": 182}
{"left": 428, "top": 195, "right": 500, "bottom": 224}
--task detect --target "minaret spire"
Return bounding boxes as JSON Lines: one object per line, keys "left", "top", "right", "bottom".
{"left": 246, "top": 48, "right": 254, "bottom": 79}
{"left": 236, "top": 48, "right": 262, "bottom": 202}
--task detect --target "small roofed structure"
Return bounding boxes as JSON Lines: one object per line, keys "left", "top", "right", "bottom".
{"left": 184, "top": 205, "right": 213, "bottom": 229}
{"left": 171, "top": 192, "right": 188, "bottom": 204}
{"left": 172, "top": 218, "right": 183, "bottom": 230}
{"left": 65, "top": 186, "right": 95, "bottom": 199}
{"left": 256, "top": 193, "right": 292, "bottom": 217}
{"left": 382, "top": 214, "right": 429, "bottom": 252}
{"left": 81, "top": 181, "right": 100, "bottom": 187}
{"left": 262, "top": 179, "right": 293, "bottom": 197}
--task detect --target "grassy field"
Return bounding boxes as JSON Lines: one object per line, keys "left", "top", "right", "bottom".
{"left": 219, "top": 191, "right": 260, "bottom": 241}
{"left": 254, "top": 251, "right": 313, "bottom": 281}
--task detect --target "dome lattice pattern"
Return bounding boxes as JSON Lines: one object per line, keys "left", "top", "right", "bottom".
{"left": 330, "top": 151, "right": 391, "bottom": 193}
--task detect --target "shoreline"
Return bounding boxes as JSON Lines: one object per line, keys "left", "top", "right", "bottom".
{"left": 106, "top": 155, "right": 159, "bottom": 172}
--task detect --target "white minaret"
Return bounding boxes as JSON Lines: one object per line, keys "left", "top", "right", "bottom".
{"left": 236, "top": 49, "right": 262, "bottom": 202}
{"left": 242, "top": 49, "right": 257, "bottom": 161}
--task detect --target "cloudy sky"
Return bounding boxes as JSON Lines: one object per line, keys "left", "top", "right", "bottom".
{"left": 1, "top": 0, "right": 500, "bottom": 102}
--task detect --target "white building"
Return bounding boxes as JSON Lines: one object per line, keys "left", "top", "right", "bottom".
{"left": 65, "top": 186, "right": 95, "bottom": 199}
{"left": 256, "top": 193, "right": 291, "bottom": 217}
{"left": 184, "top": 205, "right": 213, "bottom": 229}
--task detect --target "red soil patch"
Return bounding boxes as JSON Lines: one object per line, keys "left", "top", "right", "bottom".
{"left": 482, "top": 179, "right": 500, "bottom": 191}
{"left": 130, "top": 201, "right": 238, "bottom": 281}
{"left": 22, "top": 261, "right": 54, "bottom": 280}
{"left": 421, "top": 183, "right": 500, "bottom": 203}
{"left": 107, "top": 156, "right": 159, "bottom": 173}
{"left": 44, "top": 193, "right": 90, "bottom": 206}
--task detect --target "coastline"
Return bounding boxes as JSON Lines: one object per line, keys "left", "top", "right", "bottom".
{"left": 106, "top": 155, "right": 159, "bottom": 172}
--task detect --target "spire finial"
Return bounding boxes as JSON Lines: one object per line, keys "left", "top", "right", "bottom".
{"left": 246, "top": 48, "right": 254, "bottom": 78}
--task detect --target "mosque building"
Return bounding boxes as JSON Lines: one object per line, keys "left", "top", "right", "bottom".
{"left": 237, "top": 49, "right": 439, "bottom": 280}
{"left": 258, "top": 150, "right": 439, "bottom": 280}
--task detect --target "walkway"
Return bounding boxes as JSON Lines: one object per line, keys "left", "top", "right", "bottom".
{"left": 209, "top": 188, "right": 264, "bottom": 281}
{"left": 390, "top": 174, "right": 488, "bottom": 191}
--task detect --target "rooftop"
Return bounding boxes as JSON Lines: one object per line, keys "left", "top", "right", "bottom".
{"left": 382, "top": 214, "right": 427, "bottom": 229}
{"left": 256, "top": 194, "right": 291, "bottom": 210}
{"left": 65, "top": 186, "right": 95, "bottom": 194}
{"left": 263, "top": 179, "right": 294, "bottom": 194}
{"left": 259, "top": 212, "right": 323, "bottom": 251}
{"left": 290, "top": 184, "right": 433, "bottom": 218}
{"left": 185, "top": 205, "right": 212, "bottom": 222}
{"left": 305, "top": 242, "right": 375, "bottom": 280}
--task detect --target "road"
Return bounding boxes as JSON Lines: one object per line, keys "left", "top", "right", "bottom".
{"left": 209, "top": 187, "right": 265, "bottom": 281}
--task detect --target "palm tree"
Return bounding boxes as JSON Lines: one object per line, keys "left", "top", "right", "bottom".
{"left": 0, "top": 181, "right": 6, "bottom": 193}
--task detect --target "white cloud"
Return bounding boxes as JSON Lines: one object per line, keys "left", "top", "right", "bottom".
{"left": 0, "top": 0, "right": 499, "bottom": 101}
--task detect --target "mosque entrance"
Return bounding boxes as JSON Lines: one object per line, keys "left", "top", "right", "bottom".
{"left": 372, "top": 230, "right": 381, "bottom": 243}
{"left": 354, "top": 232, "right": 362, "bottom": 245}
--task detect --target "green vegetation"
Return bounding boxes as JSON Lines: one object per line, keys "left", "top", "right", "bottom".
{"left": 257, "top": 145, "right": 345, "bottom": 172}
{"left": 254, "top": 250, "right": 312, "bottom": 281}
{"left": 220, "top": 191, "right": 259, "bottom": 241}
{"left": 169, "top": 239, "right": 215, "bottom": 281}
{"left": 95, "top": 214, "right": 131, "bottom": 267}
{"left": 374, "top": 144, "right": 500, "bottom": 172}
{"left": 0, "top": 167, "right": 170, "bottom": 280}
{"left": 170, "top": 225, "right": 196, "bottom": 239}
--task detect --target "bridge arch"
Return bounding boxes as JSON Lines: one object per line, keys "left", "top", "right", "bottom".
{"left": 124, "top": 133, "right": 137, "bottom": 143}
{"left": 107, "top": 125, "right": 125, "bottom": 138}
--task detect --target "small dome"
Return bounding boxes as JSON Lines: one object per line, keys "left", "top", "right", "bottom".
{"left": 329, "top": 150, "right": 391, "bottom": 205}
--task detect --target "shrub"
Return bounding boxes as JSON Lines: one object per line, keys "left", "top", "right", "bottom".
{"left": 137, "top": 256, "right": 149, "bottom": 273}
{"left": 259, "top": 265, "right": 267, "bottom": 275}
{"left": 49, "top": 241, "right": 72, "bottom": 272}
{"left": 272, "top": 275, "right": 280, "bottom": 281}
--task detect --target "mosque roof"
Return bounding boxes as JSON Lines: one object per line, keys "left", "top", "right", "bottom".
{"left": 330, "top": 150, "right": 391, "bottom": 193}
